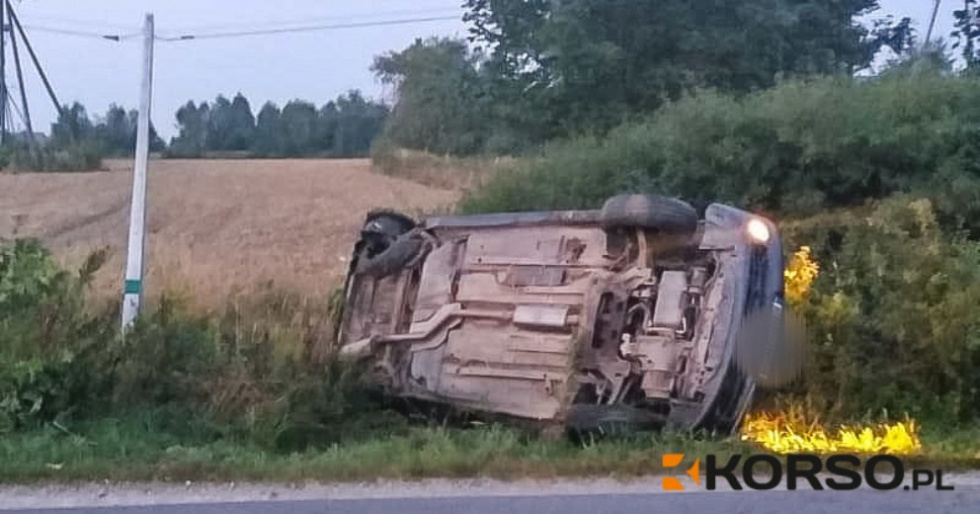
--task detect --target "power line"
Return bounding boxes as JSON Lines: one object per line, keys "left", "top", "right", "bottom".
{"left": 13, "top": 13, "right": 138, "bottom": 31}
{"left": 156, "top": 15, "right": 460, "bottom": 42}
{"left": 159, "top": 7, "right": 460, "bottom": 35}
{"left": 13, "top": 11, "right": 462, "bottom": 43}
{"left": 20, "top": 24, "right": 137, "bottom": 41}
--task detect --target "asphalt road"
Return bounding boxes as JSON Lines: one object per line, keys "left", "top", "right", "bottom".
{"left": 6, "top": 489, "right": 979, "bottom": 514}
{"left": 5, "top": 475, "right": 979, "bottom": 514}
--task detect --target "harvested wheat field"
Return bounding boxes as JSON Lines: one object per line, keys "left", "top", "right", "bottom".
{"left": 0, "top": 159, "right": 459, "bottom": 305}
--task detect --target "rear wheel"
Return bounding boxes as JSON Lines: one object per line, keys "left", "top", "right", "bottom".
{"left": 364, "top": 209, "right": 416, "bottom": 238}
{"left": 600, "top": 194, "right": 698, "bottom": 236}
{"left": 356, "top": 232, "right": 426, "bottom": 278}
{"left": 353, "top": 210, "right": 425, "bottom": 278}
{"left": 336, "top": 210, "right": 422, "bottom": 342}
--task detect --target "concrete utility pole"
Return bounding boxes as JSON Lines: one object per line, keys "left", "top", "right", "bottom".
{"left": 121, "top": 13, "right": 155, "bottom": 329}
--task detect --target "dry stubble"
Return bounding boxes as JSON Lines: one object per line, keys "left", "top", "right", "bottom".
{"left": 0, "top": 158, "right": 459, "bottom": 305}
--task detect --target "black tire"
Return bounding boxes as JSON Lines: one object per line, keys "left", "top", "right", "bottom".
{"left": 600, "top": 194, "right": 698, "bottom": 236}
{"left": 566, "top": 404, "right": 666, "bottom": 436}
{"left": 356, "top": 230, "right": 425, "bottom": 278}
{"left": 363, "top": 209, "right": 416, "bottom": 239}
{"left": 347, "top": 209, "right": 423, "bottom": 279}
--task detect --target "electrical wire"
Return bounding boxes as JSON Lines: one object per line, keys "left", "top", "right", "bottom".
{"left": 20, "top": 24, "right": 137, "bottom": 41}
{"left": 12, "top": 8, "right": 462, "bottom": 43}
{"left": 12, "top": 13, "right": 138, "bottom": 31}
{"left": 156, "top": 15, "right": 461, "bottom": 42}
{"left": 158, "top": 6, "right": 461, "bottom": 35}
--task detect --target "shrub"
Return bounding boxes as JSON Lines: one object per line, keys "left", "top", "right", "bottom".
{"left": 0, "top": 239, "right": 390, "bottom": 448}
{"left": 786, "top": 197, "right": 980, "bottom": 423}
{"left": 461, "top": 71, "right": 980, "bottom": 236}
{"left": 0, "top": 240, "right": 113, "bottom": 430}
{"left": 6, "top": 141, "right": 103, "bottom": 172}
{"left": 109, "top": 294, "right": 218, "bottom": 408}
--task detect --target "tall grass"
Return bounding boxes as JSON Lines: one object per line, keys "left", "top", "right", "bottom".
{"left": 371, "top": 143, "right": 510, "bottom": 191}
{"left": 0, "top": 239, "right": 378, "bottom": 451}
{"left": 4, "top": 141, "right": 103, "bottom": 172}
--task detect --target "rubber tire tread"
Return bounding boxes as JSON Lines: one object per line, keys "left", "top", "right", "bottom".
{"left": 600, "top": 194, "right": 698, "bottom": 235}
{"left": 356, "top": 232, "right": 424, "bottom": 278}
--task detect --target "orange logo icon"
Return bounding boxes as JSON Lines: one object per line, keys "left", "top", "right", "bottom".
{"left": 662, "top": 454, "right": 701, "bottom": 490}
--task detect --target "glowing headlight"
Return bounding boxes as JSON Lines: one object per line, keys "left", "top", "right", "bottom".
{"left": 747, "top": 218, "right": 771, "bottom": 244}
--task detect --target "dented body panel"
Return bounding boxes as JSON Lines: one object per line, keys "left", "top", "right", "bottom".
{"left": 337, "top": 203, "right": 784, "bottom": 434}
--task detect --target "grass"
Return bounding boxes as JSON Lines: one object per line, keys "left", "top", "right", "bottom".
{"left": 0, "top": 413, "right": 754, "bottom": 484}
{"left": 912, "top": 427, "right": 980, "bottom": 470}
{"left": 371, "top": 146, "right": 511, "bottom": 192}
{"left": 1, "top": 413, "right": 978, "bottom": 484}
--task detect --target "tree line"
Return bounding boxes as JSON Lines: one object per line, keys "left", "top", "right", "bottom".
{"left": 0, "top": 103, "right": 167, "bottom": 171}
{"left": 167, "top": 90, "right": 387, "bottom": 158}
{"left": 373, "top": 0, "right": 919, "bottom": 156}
{"left": 0, "top": 89, "right": 388, "bottom": 170}
{"left": 12, "top": 0, "right": 979, "bottom": 168}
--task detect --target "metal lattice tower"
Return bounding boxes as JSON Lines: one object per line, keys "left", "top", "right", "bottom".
{"left": 0, "top": 0, "right": 64, "bottom": 147}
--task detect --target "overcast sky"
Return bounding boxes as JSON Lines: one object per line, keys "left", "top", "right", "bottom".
{"left": 6, "top": 0, "right": 957, "bottom": 139}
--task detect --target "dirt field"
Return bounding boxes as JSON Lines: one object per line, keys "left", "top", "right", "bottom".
{"left": 0, "top": 159, "right": 459, "bottom": 304}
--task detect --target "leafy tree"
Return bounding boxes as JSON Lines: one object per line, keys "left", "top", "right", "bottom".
{"left": 458, "top": 0, "right": 913, "bottom": 137}
{"left": 252, "top": 102, "right": 282, "bottom": 157}
{"left": 204, "top": 93, "right": 256, "bottom": 151}
{"left": 316, "top": 101, "right": 339, "bottom": 155}
{"left": 169, "top": 91, "right": 387, "bottom": 158}
{"left": 97, "top": 105, "right": 133, "bottom": 153}
{"left": 169, "top": 101, "right": 211, "bottom": 157}
{"left": 205, "top": 95, "right": 234, "bottom": 151}
{"left": 954, "top": 0, "right": 980, "bottom": 69}
{"left": 8, "top": 102, "right": 165, "bottom": 170}
{"left": 50, "top": 102, "right": 94, "bottom": 146}
{"left": 332, "top": 90, "right": 388, "bottom": 156}
{"left": 278, "top": 100, "right": 319, "bottom": 156}
{"left": 373, "top": 37, "right": 490, "bottom": 155}
{"left": 92, "top": 105, "right": 165, "bottom": 156}
{"left": 227, "top": 93, "right": 257, "bottom": 151}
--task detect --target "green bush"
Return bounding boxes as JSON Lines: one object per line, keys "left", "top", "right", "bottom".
{"left": 109, "top": 296, "right": 217, "bottom": 408}
{"left": 461, "top": 71, "right": 980, "bottom": 235}
{"left": 0, "top": 240, "right": 113, "bottom": 431}
{"left": 0, "top": 239, "right": 390, "bottom": 447}
{"left": 786, "top": 197, "right": 980, "bottom": 423}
